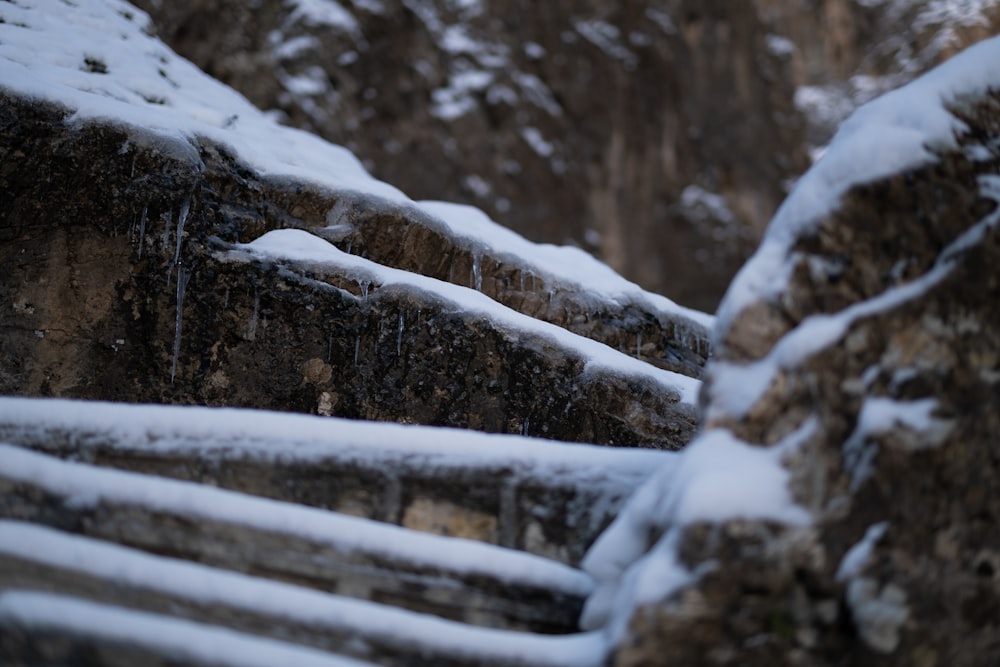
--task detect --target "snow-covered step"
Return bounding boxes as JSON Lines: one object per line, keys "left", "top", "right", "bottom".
{"left": 0, "top": 444, "right": 592, "bottom": 634}
{"left": 0, "top": 522, "right": 607, "bottom": 667}
{"left": 0, "top": 590, "right": 379, "bottom": 667}
{"left": 0, "top": 398, "right": 672, "bottom": 566}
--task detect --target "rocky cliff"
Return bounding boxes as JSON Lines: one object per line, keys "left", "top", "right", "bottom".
{"left": 131, "top": 0, "right": 809, "bottom": 311}
{"left": 131, "top": 0, "right": 1000, "bottom": 312}
{"left": 583, "top": 34, "right": 1000, "bottom": 667}
{"left": 3, "top": 1, "right": 1000, "bottom": 666}
{"left": 0, "top": 0, "right": 707, "bottom": 449}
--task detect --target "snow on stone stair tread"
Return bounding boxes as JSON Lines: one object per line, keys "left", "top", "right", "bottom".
{"left": 0, "top": 396, "right": 671, "bottom": 505}
{"left": 228, "top": 228, "right": 701, "bottom": 405}
{"left": 0, "top": 521, "right": 606, "bottom": 667}
{"left": 0, "top": 589, "right": 380, "bottom": 667}
{"left": 0, "top": 443, "right": 593, "bottom": 596}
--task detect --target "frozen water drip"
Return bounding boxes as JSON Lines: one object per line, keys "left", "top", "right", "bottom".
{"left": 397, "top": 311, "right": 404, "bottom": 357}
{"left": 471, "top": 252, "right": 482, "bottom": 291}
{"left": 170, "top": 266, "right": 191, "bottom": 384}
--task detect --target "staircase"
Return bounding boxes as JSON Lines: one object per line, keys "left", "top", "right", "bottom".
{"left": 0, "top": 398, "right": 673, "bottom": 666}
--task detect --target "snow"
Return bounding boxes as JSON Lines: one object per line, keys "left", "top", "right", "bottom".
{"left": 287, "top": 0, "right": 360, "bottom": 33}
{"left": 230, "top": 228, "right": 703, "bottom": 406}
{"left": 644, "top": 8, "right": 677, "bottom": 35}
{"left": 0, "top": 0, "right": 711, "bottom": 396}
{"left": 767, "top": 34, "right": 796, "bottom": 58}
{"left": 0, "top": 397, "right": 670, "bottom": 491}
{"left": 431, "top": 67, "right": 493, "bottom": 119}
{"left": 0, "top": 522, "right": 607, "bottom": 667}
{"left": 706, "top": 173, "right": 1000, "bottom": 424}
{"left": 579, "top": 420, "right": 815, "bottom": 637}
{"left": 0, "top": 0, "right": 404, "bottom": 201}
{"left": 521, "top": 126, "right": 556, "bottom": 158}
{"left": 718, "top": 34, "right": 1000, "bottom": 336}
{"left": 0, "top": 590, "right": 377, "bottom": 667}
{"left": 513, "top": 71, "right": 563, "bottom": 117}
{"left": 572, "top": 19, "right": 637, "bottom": 69}
{"left": 836, "top": 522, "right": 889, "bottom": 581}
{"left": 416, "top": 201, "right": 715, "bottom": 332}
{"left": 0, "top": 443, "right": 594, "bottom": 596}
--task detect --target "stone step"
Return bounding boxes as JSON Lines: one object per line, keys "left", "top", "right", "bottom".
{"left": 0, "top": 444, "right": 593, "bottom": 634}
{"left": 0, "top": 397, "right": 672, "bottom": 566}
{"left": 0, "top": 589, "right": 379, "bottom": 667}
{"left": 0, "top": 522, "right": 606, "bottom": 667}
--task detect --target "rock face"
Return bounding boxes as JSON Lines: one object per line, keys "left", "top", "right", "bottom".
{"left": 0, "top": 0, "right": 708, "bottom": 449}
{"left": 587, "top": 37, "right": 1000, "bottom": 666}
{"left": 129, "top": 0, "right": 1000, "bottom": 312}
{"left": 133, "top": 0, "right": 809, "bottom": 311}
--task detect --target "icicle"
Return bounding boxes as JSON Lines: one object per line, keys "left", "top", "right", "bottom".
{"left": 470, "top": 252, "right": 482, "bottom": 291}
{"left": 519, "top": 271, "right": 525, "bottom": 293}
{"left": 170, "top": 266, "right": 190, "bottom": 383}
{"left": 248, "top": 288, "right": 259, "bottom": 341}
{"left": 346, "top": 240, "right": 353, "bottom": 254}
{"left": 162, "top": 210, "right": 172, "bottom": 255}
{"left": 173, "top": 198, "right": 190, "bottom": 267}
{"left": 521, "top": 417, "right": 530, "bottom": 436}
{"left": 222, "top": 288, "right": 229, "bottom": 309}
{"left": 396, "top": 311, "right": 404, "bottom": 357}
{"left": 354, "top": 334, "right": 360, "bottom": 366}
{"left": 328, "top": 333, "right": 334, "bottom": 362}
{"left": 356, "top": 278, "right": 370, "bottom": 301}
{"left": 137, "top": 206, "right": 148, "bottom": 259}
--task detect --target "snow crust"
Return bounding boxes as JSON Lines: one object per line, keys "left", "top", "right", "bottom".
{"left": 717, "top": 35, "right": 1000, "bottom": 335}
{"left": 0, "top": 590, "right": 377, "bottom": 667}
{"left": 0, "top": 523, "right": 606, "bottom": 667}
{"left": 232, "top": 229, "right": 703, "bottom": 406}
{"left": 0, "top": 443, "right": 593, "bottom": 596}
